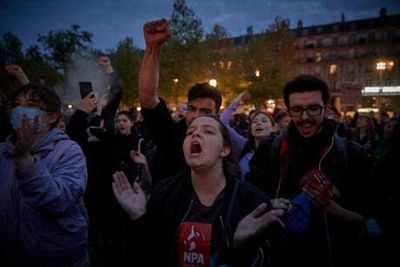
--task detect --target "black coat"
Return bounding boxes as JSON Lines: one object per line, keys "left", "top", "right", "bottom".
{"left": 128, "top": 171, "right": 272, "bottom": 267}
{"left": 247, "top": 119, "right": 375, "bottom": 267}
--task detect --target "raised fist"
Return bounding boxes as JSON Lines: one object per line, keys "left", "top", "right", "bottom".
{"left": 143, "top": 18, "right": 171, "bottom": 49}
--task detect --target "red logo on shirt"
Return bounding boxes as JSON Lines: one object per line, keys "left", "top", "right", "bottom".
{"left": 178, "top": 222, "right": 212, "bottom": 267}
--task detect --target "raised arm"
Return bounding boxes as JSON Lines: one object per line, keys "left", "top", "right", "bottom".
{"left": 139, "top": 18, "right": 171, "bottom": 109}
{"left": 5, "top": 64, "right": 30, "bottom": 85}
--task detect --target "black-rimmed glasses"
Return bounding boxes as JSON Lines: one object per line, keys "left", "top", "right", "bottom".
{"left": 288, "top": 104, "right": 324, "bottom": 117}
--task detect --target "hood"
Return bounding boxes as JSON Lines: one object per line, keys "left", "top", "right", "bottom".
{"left": 3, "top": 128, "right": 69, "bottom": 156}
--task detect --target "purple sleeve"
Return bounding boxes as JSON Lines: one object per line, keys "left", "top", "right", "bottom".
{"left": 19, "top": 141, "right": 87, "bottom": 214}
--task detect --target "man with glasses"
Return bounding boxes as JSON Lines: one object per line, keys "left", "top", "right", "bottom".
{"left": 247, "top": 75, "right": 374, "bottom": 267}
{"left": 138, "top": 18, "right": 222, "bottom": 184}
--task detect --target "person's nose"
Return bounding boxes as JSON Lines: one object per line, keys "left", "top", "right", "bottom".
{"left": 192, "top": 110, "right": 201, "bottom": 120}
{"left": 301, "top": 109, "right": 310, "bottom": 120}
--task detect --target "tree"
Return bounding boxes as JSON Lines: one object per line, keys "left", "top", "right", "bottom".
{"left": 23, "top": 45, "right": 63, "bottom": 86}
{"left": 245, "top": 17, "right": 299, "bottom": 106}
{"left": 170, "top": 0, "right": 203, "bottom": 45}
{"left": 0, "top": 33, "right": 61, "bottom": 97}
{"left": 158, "top": 0, "right": 206, "bottom": 104}
{"left": 109, "top": 37, "right": 143, "bottom": 107}
{"left": 0, "top": 32, "right": 24, "bottom": 65}
{"left": 38, "top": 25, "right": 93, "bottom": 71}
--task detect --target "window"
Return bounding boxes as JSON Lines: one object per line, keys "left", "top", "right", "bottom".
{"left": 349, "top": 48, "right": 355, "bottom": 58}
{"left": 330, "top": 64, "right": 337, "bottom": 74}
{"left": 332, "top": 36, "right": 338, "bottom": 46}
{"left": 388, "top": 31, "right": 395, "bottom": 40}
{"left": 315, "top": 52, "right": 322, "bottom": 62}
{"left": 368, "top": 32, "right": 376, "bottom": 42}
{"left": 349, "top": 34, "right": 356, "bottom": 44}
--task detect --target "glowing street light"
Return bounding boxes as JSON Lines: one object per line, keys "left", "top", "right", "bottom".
{"left": 255, "top": 70, "right": 260, "bottom": 77}
{"left": 209, "top": 79, "right": 217, "bottom": 87}
{"left": 376, "top": 61, "right": 386, "bottom": 70}
{"left": 375, "top": 60, "right": 395, "bottom": 109}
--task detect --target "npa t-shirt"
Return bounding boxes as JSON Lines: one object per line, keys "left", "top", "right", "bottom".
{"left": 178, "top": 190, "right": 225, "bottom": 267}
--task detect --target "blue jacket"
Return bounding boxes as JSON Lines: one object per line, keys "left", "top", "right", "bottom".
{"left": 0, "top": 128, "right": 88, "bottom": 266}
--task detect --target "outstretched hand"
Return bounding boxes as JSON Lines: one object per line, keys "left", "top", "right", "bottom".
{"left": 143, "top": 18, "right": 171, "bottom": 49}
{"left": 12, "top": 115, "right": 41, "bottom": 159}
{"left": 112, "top": 171, "right": 147, "bottom": 220}
{"left": 130, "top": 150, "right": 148, "bottom": 165}
{"left": 233, "top": 203, "right": 284, "bottom": 250}
{"left": 98, "top": 56, "right": 113, "bottom": 73}
{"left": 76, "top": 92, "right": 97, "bottom": 114}
{"left": 234, "top": 91, "right": 251, "bottom": 105}
{"left": 5, "top": 64, "right": 24, "bottom": 75}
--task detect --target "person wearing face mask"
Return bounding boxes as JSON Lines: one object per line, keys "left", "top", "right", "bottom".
{"left": 0, "top": 84, "right": 89, "bottom": 266}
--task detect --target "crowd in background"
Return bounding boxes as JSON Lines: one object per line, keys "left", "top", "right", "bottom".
{"left": 1, "top": 18, "right": 399, "bottom": 267}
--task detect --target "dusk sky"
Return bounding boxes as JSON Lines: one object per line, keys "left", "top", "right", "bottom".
{"left": 1, "top": 0, "right": 400, "bottom": 51}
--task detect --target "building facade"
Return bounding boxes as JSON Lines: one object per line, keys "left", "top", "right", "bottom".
{"left": 294, "top": 7, "right": 400, "bottom": 111}
{"left": 230, "top": 7, "right": 400, "bottom": 112}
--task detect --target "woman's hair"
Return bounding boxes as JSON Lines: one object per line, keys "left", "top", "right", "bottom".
{"left": 239, "top": 111, "right": 275, "bottom": 160}
{"left": 116, "top": 110, "right": 135, "bottom": 123}
{"left": 192, "top": 115, "right": 241, "bottom": 179}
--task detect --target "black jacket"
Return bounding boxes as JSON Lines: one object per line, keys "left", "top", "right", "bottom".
{"left": 247, "top": 119, "right": 375, "bottom": 267}
{"left": 141, "top": 98, "right": 188, "bottom": 184}
{"left": 129, "top": 171, "right": 272, "bottom": 266}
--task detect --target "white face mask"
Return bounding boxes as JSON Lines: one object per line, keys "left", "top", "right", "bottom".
{"left": 10, "top": 106, "right": 44, "bottom": 130}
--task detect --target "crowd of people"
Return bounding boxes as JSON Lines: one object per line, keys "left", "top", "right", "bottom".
{"left": 1, "top": 18, "right": 399, "bottom": 267}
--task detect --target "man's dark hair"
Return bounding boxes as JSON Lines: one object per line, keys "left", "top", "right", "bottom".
{"left": 187, "top": 83, "right": 222, "bottom": 113}
{"left": 13, "top": 83, "right": 61, "bottom": 129}
{"left": 283, "top": 74, "right": 330, "bottom": 107}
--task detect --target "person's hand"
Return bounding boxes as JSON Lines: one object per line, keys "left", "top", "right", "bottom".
{"left": 143, "top": 18, "right": 171, "bottom": 50}
{"left": 270, "top": 198, "right": 292, "bottom": 211}
{"left": 233, "top": 203, "right": 284, "bottom": 250}
{"left": 303, "top": 184, "right": 333, "bottom": 208}
{"left": 5, "top": 65, "right": 30, "bottom": 85}
{"left": 76, "top": 92, "right": 97, "bottom": 114}
{"left": 5, "top": 64, "right": 25, "bottom": 76}
{"left": 12, "top": 115, "right": 41, "bottom": 159}
{"left": 301, "top": 169, "right": 334, "bottom": 208}
{"left": 130, "top": 150, "right": 148, "bottom": 165}
{"left": 234, "top": 91, "right": 251, "bottom": 105}
{"left": 98, "top": 56, "right": 113, "bottom": 73}
{"left": 112, "top": 171, "right": 147, "bottom": 220}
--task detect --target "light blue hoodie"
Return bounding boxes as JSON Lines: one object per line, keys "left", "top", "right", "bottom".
{"left": 0, "top": 128, "right": 88, "bottom": 266}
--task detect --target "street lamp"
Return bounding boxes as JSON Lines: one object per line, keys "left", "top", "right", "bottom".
{"left": 173, "top": 78, "right": 179, "bottom": 105}
{"left": 209, "top": 79, "right": 217, "bottom": 87}
{"left": 375, "top": 61, "right": 385, "bottom": 109}
{"left": 375, "top": 60, "right": 395, "bottom": 109}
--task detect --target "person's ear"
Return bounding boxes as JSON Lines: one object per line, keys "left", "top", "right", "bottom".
{"left": 44, "top": 111, "right": 60, "bottom": 126}
{"left": 220, "top": 146, "right": 230, "bottom": 158}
